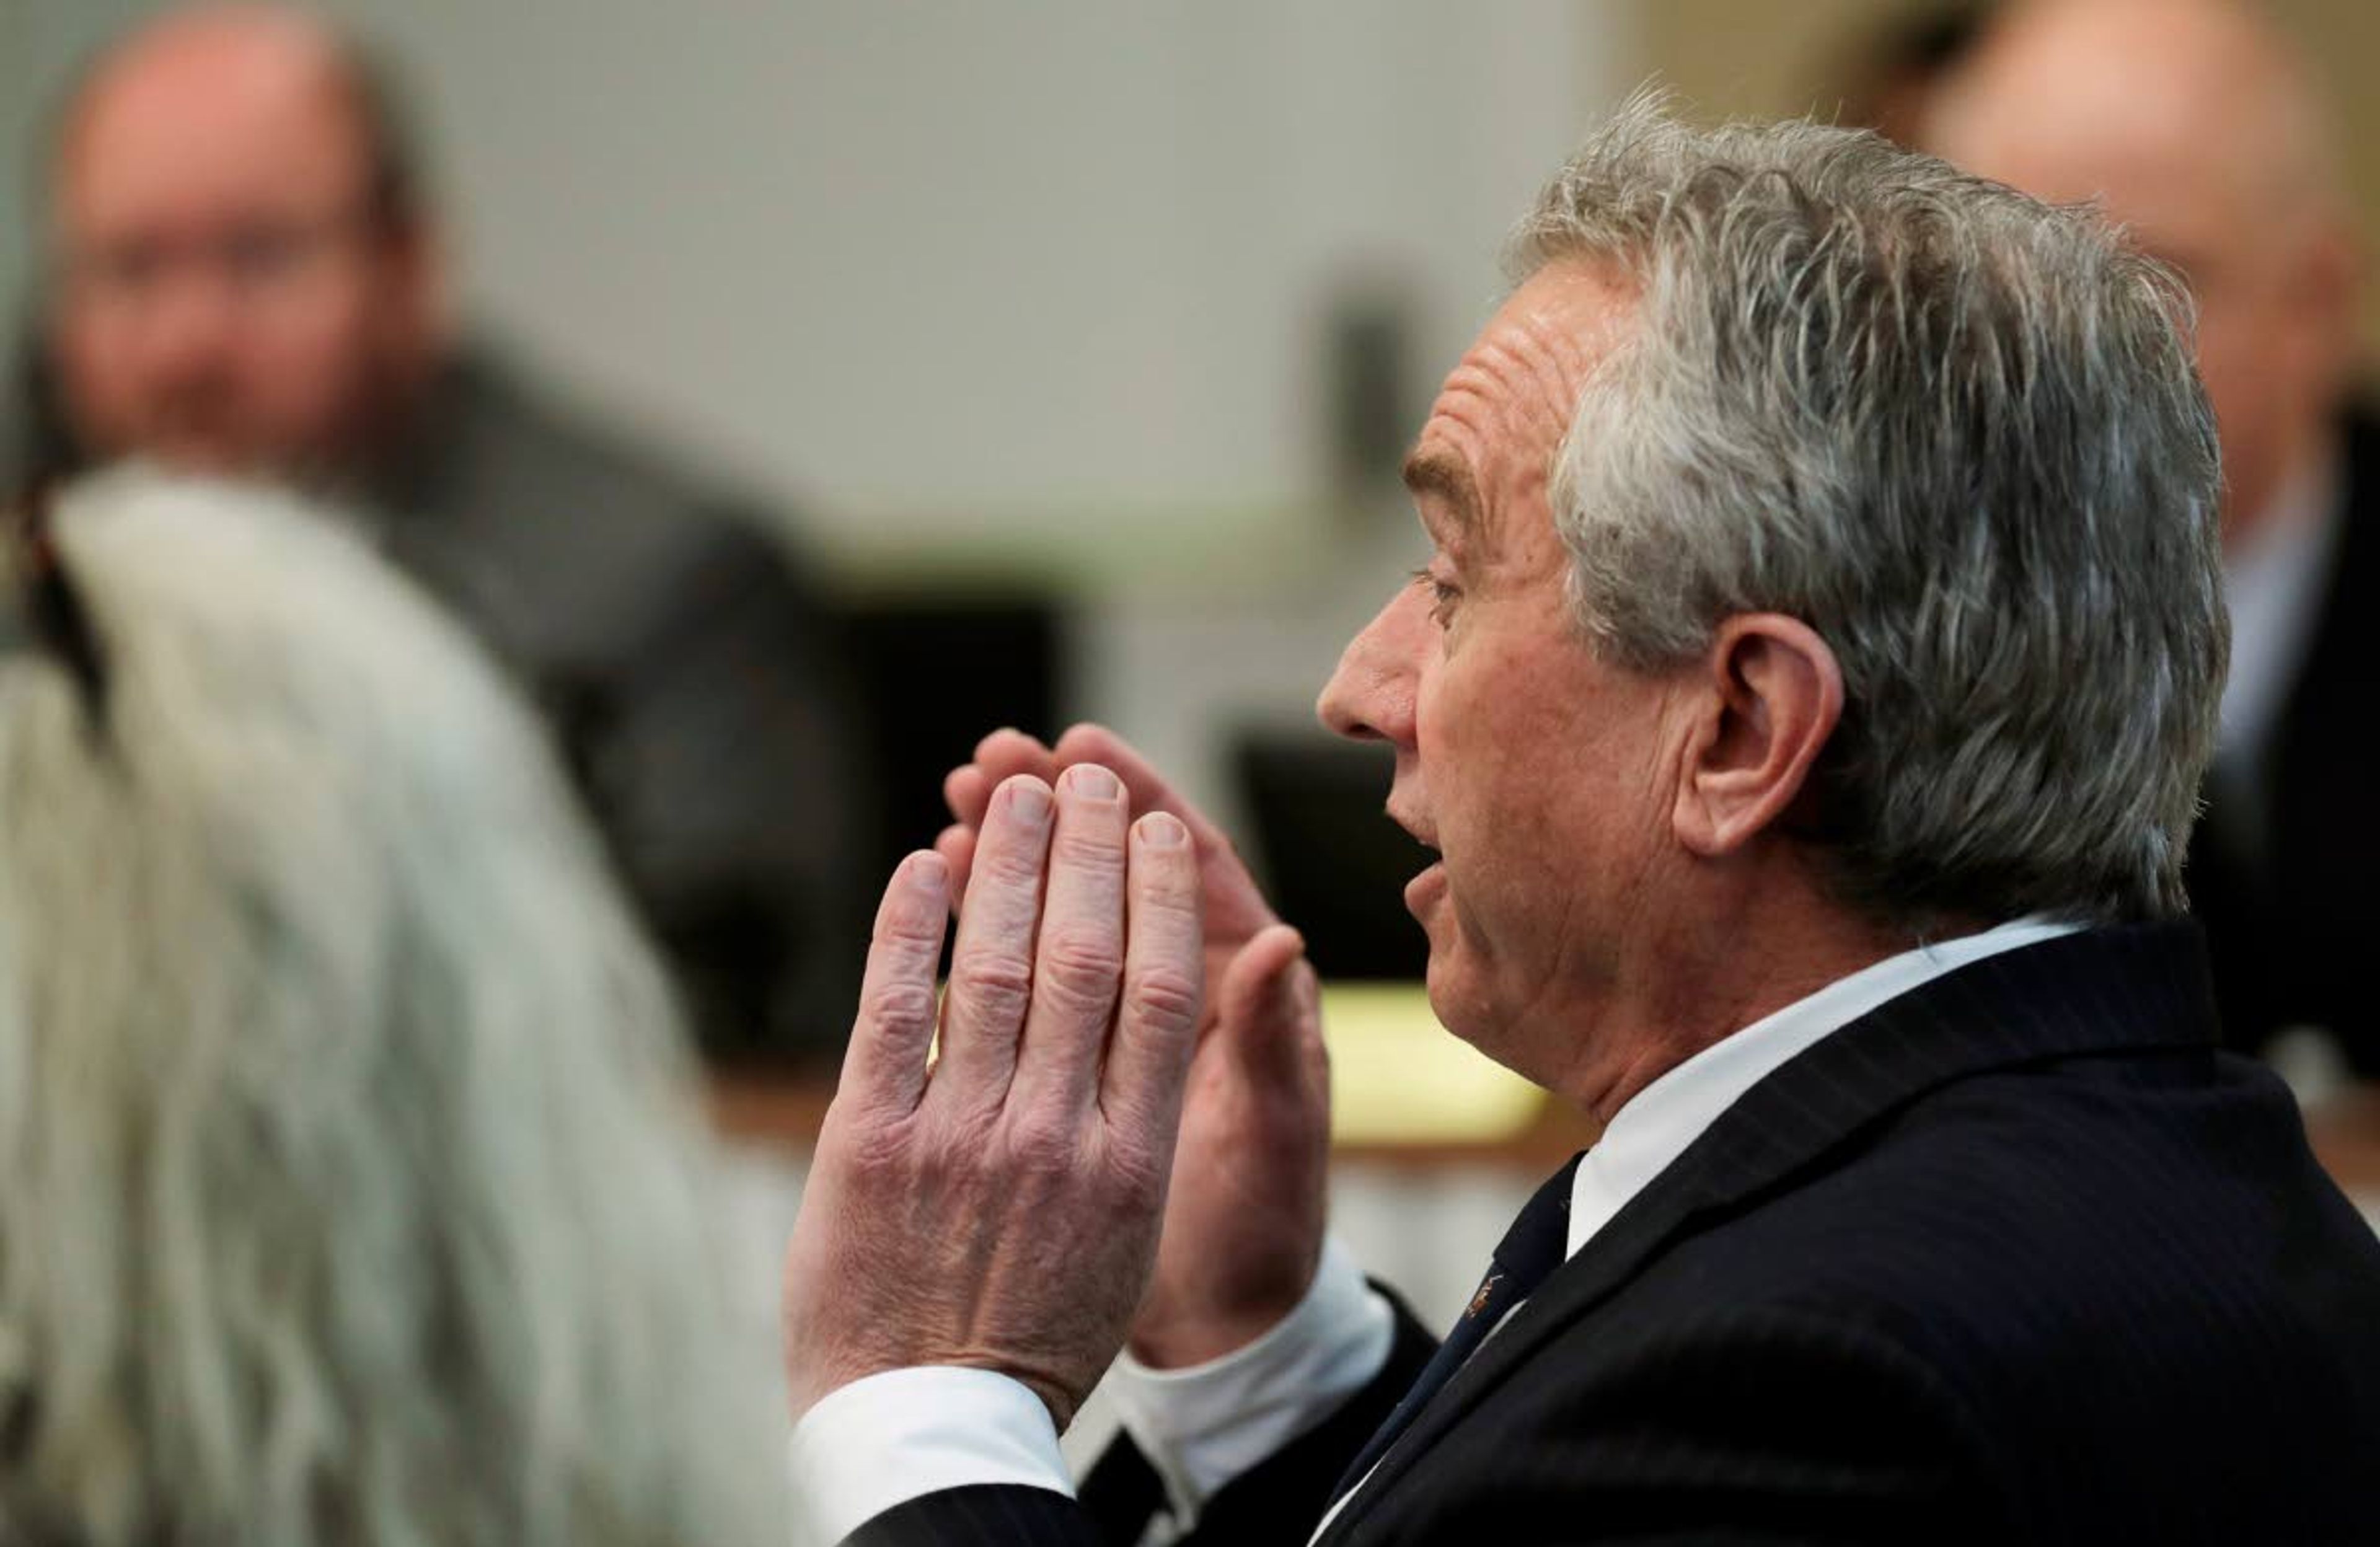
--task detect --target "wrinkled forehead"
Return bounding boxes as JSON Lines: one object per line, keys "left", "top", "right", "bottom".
{"left": 1406, "top": 260, "right": 1639, "bottom": 555}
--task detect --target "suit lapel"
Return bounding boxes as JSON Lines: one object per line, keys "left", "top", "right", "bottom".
{"left": 1318, "top": 922, "right": 2216, "bottom": 1543}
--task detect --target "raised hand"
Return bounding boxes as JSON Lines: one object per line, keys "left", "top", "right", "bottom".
{"left": 937, "top": 728, "right": 1276, "bottom": 958}
{"left": 939, "top": 727, "right": 1333, "bottom": 1368}
{"left": 782, "top": 767, "right": 1204, "bottom": 1426}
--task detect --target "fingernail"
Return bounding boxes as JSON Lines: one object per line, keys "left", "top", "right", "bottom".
{"left": 909, "top": 851, "right": 948, "bottom": 888}
{"left": 1007, "top": 778, "right": 1054, "bottom": 824}
{"left": 1137, "top": 811, "right": 1187, "bottom": 848}
{"left": 1065, "top": 764, "right": 1120, "bottom": 801}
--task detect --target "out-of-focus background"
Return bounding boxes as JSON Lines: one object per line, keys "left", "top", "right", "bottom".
{"left": 8, "top": 2, "right": 2378, "bottom": 775}
{"left": 4, "top": 0, "right": 2376, "bottom": 1346}
{"left": 11, "top": 1, "right": 2378, "bottom": 981}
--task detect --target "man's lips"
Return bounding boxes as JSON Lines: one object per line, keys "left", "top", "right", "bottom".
{"left": 1404, "top": 858, "right": 1448, "bottom": 915}
{"left": 1389, "top": 806, "right": 1444, "bottom": 914}
{"left": 1387, "top": 806, "right": 1439, "bottom": 853}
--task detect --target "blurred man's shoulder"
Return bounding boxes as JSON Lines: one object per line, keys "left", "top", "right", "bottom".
{"left": 386, "top": 342, "right": 816, "bottom": 641}
{"left": 403, "top": 342, "right": 795, "bottom": 562}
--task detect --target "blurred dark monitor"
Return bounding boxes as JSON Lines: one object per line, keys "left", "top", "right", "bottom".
{"left": 837, "top": 592, "right": 1069, "bottom": 915}
{"left": 1233, "top": 729, "right": 1432, "bottom": 981}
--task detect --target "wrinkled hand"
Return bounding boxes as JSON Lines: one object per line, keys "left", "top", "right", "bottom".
{"left": 782, "top": 766, "right": 1204, "bottom": 1426}
{"left": 941, "top": 727, "right": 1331, "bottom": 1368}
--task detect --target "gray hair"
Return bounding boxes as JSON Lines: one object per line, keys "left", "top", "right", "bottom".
{"left": 0, "top": 470, "right": 785, "bottom": 1547}
{"left": 1510, "top": 96, "right": 2227, "bottom": 926}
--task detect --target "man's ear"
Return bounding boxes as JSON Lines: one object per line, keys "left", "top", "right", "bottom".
{"left": 2292, "top": 214, "right": 2361, "bottom": 397}
{"left": 1671, "top": 614, "right": 1843, "bottom": 859}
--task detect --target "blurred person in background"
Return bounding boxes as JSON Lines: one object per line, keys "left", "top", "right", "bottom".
{"left": 0, "top": 469, "right": 785, "bottom": 1547}
{"left": 1826, "top": 2, "right": 1990, "bottom": 148}
{"left": 3, "top": 2, "right": 869, "bottom": 1065}
{"left": 1926, "top": 0, "right": 2374, "bottom": 1078}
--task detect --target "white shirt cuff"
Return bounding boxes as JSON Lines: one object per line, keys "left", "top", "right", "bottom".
{"left": 1102, "top": 1236, "right": 1393, "bottom": 1525}
{"left": 786, "top": 1366, "right": 1072, "bottom": 1546}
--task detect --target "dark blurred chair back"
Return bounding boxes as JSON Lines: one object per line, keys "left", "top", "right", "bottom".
{"left": 1233, "top": 729, "right": 1431, "bottom": 981}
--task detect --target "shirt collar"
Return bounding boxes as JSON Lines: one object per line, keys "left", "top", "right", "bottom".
{"left": 1565, "top": 915, "right": 2084, "bottom": 1258}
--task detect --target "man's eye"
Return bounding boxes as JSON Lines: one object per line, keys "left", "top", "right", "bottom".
{"left": 75, "top": 242, "right": 164, "bottom": 300}
{"left": 1409, "top": 568, "right": 1461, "bottom": 627}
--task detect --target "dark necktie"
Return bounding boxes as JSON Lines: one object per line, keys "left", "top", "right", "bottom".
{"left": 1328, "top": 1151, "right": 1585, "bottom": 1505}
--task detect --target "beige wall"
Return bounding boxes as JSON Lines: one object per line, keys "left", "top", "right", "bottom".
{"left": 1633, "top": 0, "right": 2380, "bottom": 353}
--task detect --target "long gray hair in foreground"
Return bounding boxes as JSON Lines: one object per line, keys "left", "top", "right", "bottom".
{"left": 0, "top": 469, "right": 785, "bottom": 1547}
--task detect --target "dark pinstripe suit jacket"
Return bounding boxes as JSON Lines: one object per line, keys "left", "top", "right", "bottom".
{"left": 850, "top": 923, "right": 2380, "bottom": 1545}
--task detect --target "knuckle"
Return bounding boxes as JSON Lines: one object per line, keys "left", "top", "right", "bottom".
{"left": 950, "top": 953, "right": 1035, "bottom": 1021}
{"left": 1130, "top": 860, "right": 1202, "bottom": 913}
{"left": 1129, "top": 869, "right": 1199, "bottom": 913}
{"left": 914, "top": 1108, "right": 998, "bottom": 1184}
{"left": 1098, "top": 1137, "right": 1172, "bottom": 1215}
{"left": 1123, "top": 966, "right": 1204, "bottom": 1031}
{"left": 857, "top": 979, "right": 939, "bottom": 1034}
{"left": 834, "top": 1109, "right": 921, "bottom": 1178}
{"left": 1038, "top": 925, "right": 1124, "bottom": 990}
{"left": 1007, "top": 1110, "right": 1082, "bottom": 1176}
{"left": 905, "top": 1132, "right": 956, "bottom": 1192}
{"left": 1051, "top": 827, "right": 1123, "bottom": 870}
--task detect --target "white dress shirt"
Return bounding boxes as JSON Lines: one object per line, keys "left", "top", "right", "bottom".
{"left": 786, "top": 916, "right": 2079, "bottom": 1546}
{"left": 2217, "top": 450, "right": 2343, "bottom": 803}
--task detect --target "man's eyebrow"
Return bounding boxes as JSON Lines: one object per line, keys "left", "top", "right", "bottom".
{"left": 1401, "top": 450, "right": 1480, "bottom": 540}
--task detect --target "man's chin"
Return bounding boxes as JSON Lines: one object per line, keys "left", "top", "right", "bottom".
{"left": 1413, "top": 887, "right": 1466, "bottom": 1021}
{"left": 1418, "top": 946, "right": 1497, "bottom": 1056}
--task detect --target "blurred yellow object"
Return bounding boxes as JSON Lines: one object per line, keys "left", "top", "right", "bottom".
{"left": 1321, "top": 982, "right": 1547, "bottom": 1146}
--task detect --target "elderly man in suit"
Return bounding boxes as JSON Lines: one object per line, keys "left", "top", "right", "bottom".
{"left": 778, "top": 101, "right": 2380, "bottom": 1545}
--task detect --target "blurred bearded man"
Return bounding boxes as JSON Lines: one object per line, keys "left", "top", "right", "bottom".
{"left": 6, "top": 2, "right": 868, "bottom": 1061}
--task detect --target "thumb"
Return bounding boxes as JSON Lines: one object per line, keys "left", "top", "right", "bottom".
{"left": 1214, "top": 923, "right": 1323, "bottom": 1079}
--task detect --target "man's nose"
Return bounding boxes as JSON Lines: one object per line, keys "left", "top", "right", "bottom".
{"left": 144, "top": 270, "right": 240, "bottom": 380}
{"left": 1317, "top": 588, "right": 1421, "bottom": 747}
